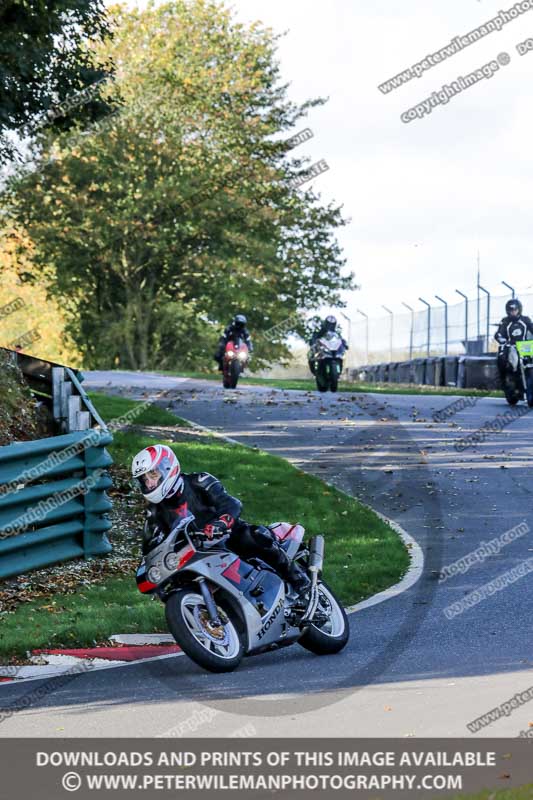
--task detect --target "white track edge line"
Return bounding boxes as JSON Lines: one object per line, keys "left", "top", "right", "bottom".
{"left": 178, "top": 416, "right": 425, "bottom": 616}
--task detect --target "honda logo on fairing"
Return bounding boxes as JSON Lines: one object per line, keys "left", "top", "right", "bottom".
{"left": 257, "top": 597, "right": 284, "bottom": 640}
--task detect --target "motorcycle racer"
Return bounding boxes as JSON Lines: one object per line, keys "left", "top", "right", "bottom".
{"left": 131, "top": 444, "right": 311, "bottom": 596}
{"left": 214, "top": 314, "right": 254, "bottom": 370}
{"left": 309, "top": 315, "right": 348, "bottom": 349}
{"left": 494, "top": 298, "right": 533, "bottom": 345}
{"left": 494, "top": 299, "right": 533, "bottom": 383}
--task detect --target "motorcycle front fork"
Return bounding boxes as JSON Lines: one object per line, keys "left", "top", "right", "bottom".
{"left": 198, "top": 578, "right": 221, "bottom": 626}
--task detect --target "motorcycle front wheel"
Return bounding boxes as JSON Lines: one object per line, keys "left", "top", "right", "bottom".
{"left": 298, "top": 581, "right": 349, "bottom": 655}
{"left": 229, "top": 359, "right": 241, "bottom": 388}
{"left": 222, "top": 364, "right": 231, "bottom": 389}
{"left": 165, "top": 589, "right": 244, "bottom": 673}
{"left": 525, "top": 369, "right": 533, "bottom": 407}
{"left": 329, "top": 361, "right": 340, "bottom": 393}
{"left": 315, "top": 363, "right": 328, "bottom": 392}
{"left": 504, "top": 375, "right": 521, "bottom": 405}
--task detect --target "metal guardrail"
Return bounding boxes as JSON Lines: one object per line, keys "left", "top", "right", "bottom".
{"left": 0, "top": 429, "right": 113, "bottom": 580}
{"left": 350, "top": 355, "right": 499, "bottom": 391}
{"left": 0, "top": 346, "right": 103, "bottom": 433}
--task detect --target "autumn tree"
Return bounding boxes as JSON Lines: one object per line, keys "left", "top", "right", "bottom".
{"left": 0, "top": 0, "right": 115, "bottom": 165}
{"left": 0, "top": 225, "right": 81, "bottom": 363}
{"left": 4, "top": 0, "right": 353, "bottom": 370}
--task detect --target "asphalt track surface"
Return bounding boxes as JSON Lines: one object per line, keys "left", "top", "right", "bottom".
{"left": 1, "top": 372, "right": 533, "bottom": 738}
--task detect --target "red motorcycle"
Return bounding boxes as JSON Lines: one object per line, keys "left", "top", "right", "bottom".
{"left": 222, "top": 338, "right": 249, "bottom": 389}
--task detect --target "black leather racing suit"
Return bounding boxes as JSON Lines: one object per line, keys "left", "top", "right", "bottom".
{"left": 494, "top": 315, "right": 533, "bottom": 345}
{"left": 142, "top": 472, "right": 307, "bottom": 589}
{"left": 214, "top": 323, "right": 253, "bottom": 365}
{"left": 494, "top": 315, "right": 533, "bottom": 381}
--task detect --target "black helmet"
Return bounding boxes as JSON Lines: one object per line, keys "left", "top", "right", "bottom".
{"left": 324, "top": 314, "right": 337, "bottom": 332}
{"left": 234, "top": 314, "right": 247, "bottom": 330}
{"left": 506, "top": 299, "right": 522, "bottom": 317}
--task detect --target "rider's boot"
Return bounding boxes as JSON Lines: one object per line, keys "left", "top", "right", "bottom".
{"left": 248, "top": 524, "right": 311, "bottom": 598}
{"left": 271, "top": 544, "right": 311, "bottom": 599}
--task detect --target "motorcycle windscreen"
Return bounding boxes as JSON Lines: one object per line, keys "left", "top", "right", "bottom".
{"left": 508, "top": 346, "right": 520, "bottom": 370}
{"left": 318, "top": 333, "right": 343, "bottom": 354}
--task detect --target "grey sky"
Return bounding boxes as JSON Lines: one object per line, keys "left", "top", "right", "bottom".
{"left": 128, "top": 0, "right": 533, "bottom": 330}
{"left": 227, "top": 0, "right": 533, "bottom": 325}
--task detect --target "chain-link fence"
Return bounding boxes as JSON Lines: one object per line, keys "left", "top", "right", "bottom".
{"left": 347, "top": 292, "right": 532, "bottom": 366}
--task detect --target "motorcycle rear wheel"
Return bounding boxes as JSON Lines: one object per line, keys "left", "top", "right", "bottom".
{"left": 298, "top": 581, "right": 349, "bottom": 655}
{"left": 166, "top": 589, "right": 244, "bottom": 673}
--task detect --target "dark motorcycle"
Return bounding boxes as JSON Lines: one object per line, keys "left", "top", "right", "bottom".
{"left": 308, "top": 331, "right": 347, "bottom": 392}
{"left": 136, "top": 514, "right": 349, "bottom": 673}
{"left": 222, "top": 338, "right": 249, "bottom": 389}
{"left": 499, "top": 340, "right": 533, "bottom": 406}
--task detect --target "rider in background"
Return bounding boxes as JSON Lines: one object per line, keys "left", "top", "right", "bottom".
{"left": 214, "top": 314, "right": 254, "bottom": 370}
{"left": 309, "top": 315, "right": 348, "bottom": 349}
{"left": 132, "top": 444, "right": 311, "bottom": 597}
{"left": 494, "top": 298, "right": 533, "bottom": 380}
{"left": 308, "top": 315, "right": 348, "bottom": 374}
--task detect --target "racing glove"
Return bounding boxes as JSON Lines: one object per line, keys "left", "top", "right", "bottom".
{"left": 202, "top": 514, "right": 234, "bottom": 539}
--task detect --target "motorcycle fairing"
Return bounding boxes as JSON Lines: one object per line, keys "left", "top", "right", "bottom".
{"left": 508, "top": 345, "right": 519, "bottom": 371}
{"left": 224, "top": 339, "right": 248, "bottom": 357}
{"left": 136, "top": 542, "right": 202, "bottom": 595}
{"left": 171, "top": 549, "right": 301, "bottom": 652}
{"left": 316, "top": 332, "right": 344, "bottom": 357}
{"left": 516, "top": 340, "right": 533, "bottom": 358}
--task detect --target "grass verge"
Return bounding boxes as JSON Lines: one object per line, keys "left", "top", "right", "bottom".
{"left": 0, "top": 392, "right": 409, "bottom": 662}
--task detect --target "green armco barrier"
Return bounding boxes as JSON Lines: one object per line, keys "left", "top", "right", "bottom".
{"left": 0, "top": 429, "right": 113, "bottom": 579}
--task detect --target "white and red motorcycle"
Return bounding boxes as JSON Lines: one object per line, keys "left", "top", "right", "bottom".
{"left": 136, "top": 514, "right": 349, "bottom": 673}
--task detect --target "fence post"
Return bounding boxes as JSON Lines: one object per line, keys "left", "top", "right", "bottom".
{"left": 455, "top": 290, "right": 468, "bottom": 353}
{"left": 419, "top": 298, "right": 431, "bottom": 357}
{"left": 382, "top": 306, "right": 393, "bottom": 361}
{"left": 478, "top": 284, "right": 491, "bottom": 353}
{"left": 435, "top": 295, "right": 448, "bottom": 355}
{"left": 401, "top": 302, "right": 414, "bottom": 359}
{"left": 357, "top": 309, "right": 369, "bottom": 365}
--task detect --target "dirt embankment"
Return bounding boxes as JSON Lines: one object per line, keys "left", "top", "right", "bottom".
{"left": 0, "top": 351, "right": 42, "bottom": 446}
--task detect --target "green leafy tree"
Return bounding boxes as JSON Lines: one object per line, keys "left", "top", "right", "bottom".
{"left": 0, "top": 0, "right": 114, "bottom": 164}
{"left": 4, "top": 0, "right": 354, "bottom": 370}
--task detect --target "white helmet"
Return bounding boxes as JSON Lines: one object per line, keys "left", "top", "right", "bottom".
{"left": 131, "top": 444, "right": 183, "bottom": 503}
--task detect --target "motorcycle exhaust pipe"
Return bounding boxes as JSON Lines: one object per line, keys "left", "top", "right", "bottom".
{"left": 301, "top": 536, "right": 324, "bottom": 623}
{"left": 308, "top": 535, "right": 324, "bottom": 575}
